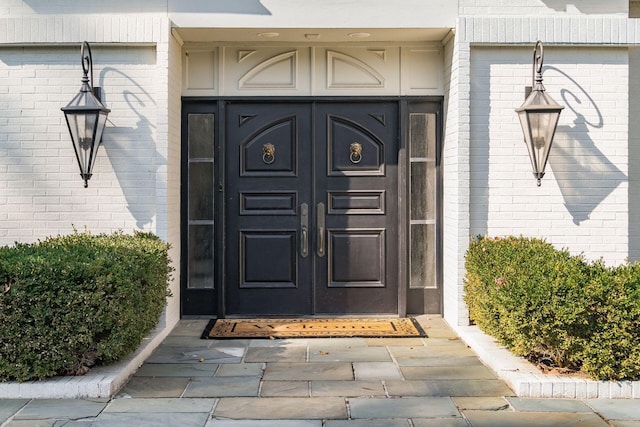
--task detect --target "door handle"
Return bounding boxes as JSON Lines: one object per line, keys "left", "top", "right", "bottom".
{"left": 317, "top": 202, "right": 325, "bottom": 257}
{"left": 300, "top": 203, "right": 309, "bottom": 258}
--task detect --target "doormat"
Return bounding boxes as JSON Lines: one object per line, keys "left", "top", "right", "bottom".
{"left": 202, "top": 318, "right": 427, "bottom": 339}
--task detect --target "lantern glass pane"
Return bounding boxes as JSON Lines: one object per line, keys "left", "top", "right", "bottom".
{"left": 88, "top": 111, "right": 108, "bottom": 173}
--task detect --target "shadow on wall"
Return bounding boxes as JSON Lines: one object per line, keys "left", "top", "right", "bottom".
{"left": 545, "top": 66, "right": 626, "bottom": 225}
{"left": 540, "top": 0, "right": 628, "bottom": 14}
{"left": 99, "top": 67, "right": 163, "bottom": 229}
{"left": 22, "top": 0, "right": 270, "bottom": 14}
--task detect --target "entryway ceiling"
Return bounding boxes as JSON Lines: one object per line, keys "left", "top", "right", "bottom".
{"left": 172, "top": 27, "right": 452, "bottom": 43}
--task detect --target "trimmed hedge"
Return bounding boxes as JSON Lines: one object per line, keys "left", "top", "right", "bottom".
{"left": 464, "top": 236, "right": 640, "bottom": 381}
{"left": 0, "top": 231, "right": 172, "bottom": 382}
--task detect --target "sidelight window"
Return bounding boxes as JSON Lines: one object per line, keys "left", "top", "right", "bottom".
{"left": 187, "top": 113, "right": 215, "bottom": 289}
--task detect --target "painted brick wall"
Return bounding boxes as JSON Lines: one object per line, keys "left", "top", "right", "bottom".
{"left": 469, "top": 46, "right": 630, "bottom": 265}
{"left": 442, "top": 34, "right": 472, "bottom": 327}
{"left": 459, "top": 0, "right": 628, "bottom": 16}
{"left": 163, "top": 32, "right": 183, "bottom": 326}
{"left": 630, "top": 47, "right": 640, "bottom": 261}
{"left": 0, "top": 45, "right": 160, "bottom": 244}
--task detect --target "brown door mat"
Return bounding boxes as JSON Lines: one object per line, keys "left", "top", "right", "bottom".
{"left": 202, "top": 318, "right": 427, "bottom": 339}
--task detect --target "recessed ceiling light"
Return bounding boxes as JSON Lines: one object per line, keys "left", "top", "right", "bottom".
{"left": 348, "top": 32, "right": 371, "bottom": 38}
{"left": 257, "top": 32, "right": 280, "bottom": 38}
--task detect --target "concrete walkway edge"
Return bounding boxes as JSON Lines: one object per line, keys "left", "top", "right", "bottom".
{"left": 452, "top": 323, "right": 640, "bottom": 399}
{"left": 0, "top": 320, "right": 176, "bottom": 399}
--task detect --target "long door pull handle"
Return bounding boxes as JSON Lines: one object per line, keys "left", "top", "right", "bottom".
{"left": 317, "top": 202, "right": 325, "bottom": 257}
{"left": 300, "top": 203, "right": 309, "bottom": 258}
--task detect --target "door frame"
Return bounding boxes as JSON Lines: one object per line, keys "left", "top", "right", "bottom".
{"left": 180, "top": 96, "right": 443, "bottom": 318}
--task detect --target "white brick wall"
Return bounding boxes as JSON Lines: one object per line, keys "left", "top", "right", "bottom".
{"left": 630, "top": 47, "right": 640, "bottom": 261}
{"left": 0, "top": 44, "right": 161, "bottom": 243}
{"left": 459, "top": 0, "right": 627, "bottom": 16}
{"left": 442, "top": 31, "right": 472, "bottom": 327}
{"left": 163, "top": 31, "right": 183, "bottom": 327}
{"left": 469, "top": 46, "right": 629, "bottom": 265}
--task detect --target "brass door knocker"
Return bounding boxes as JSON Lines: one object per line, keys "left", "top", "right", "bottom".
{"left": 349, "top": 142, "right": 362, "bottom": 164}
{"left": 262, "top": 143, "right": 275, "bottom": 164}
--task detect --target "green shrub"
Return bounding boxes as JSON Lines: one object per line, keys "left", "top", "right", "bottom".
{"left": 0, "top": 230, "right": 172, "bottom": 382}
{"left": 464, "top": 236, "right": 640, "bottom": 381}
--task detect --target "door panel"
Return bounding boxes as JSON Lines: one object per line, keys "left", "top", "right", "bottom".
{"left": 225, "top": 101, "right": 398, "bottom": 316}
{"left": 314, "top": 103, "right": 398, "bottom": 314}
{"left": 225, "top": 103, "right": 312, "bottom": 315}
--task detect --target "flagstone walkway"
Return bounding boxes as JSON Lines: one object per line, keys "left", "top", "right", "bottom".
{"left": 1, "top": 316, "right": 640, "bottom": 426}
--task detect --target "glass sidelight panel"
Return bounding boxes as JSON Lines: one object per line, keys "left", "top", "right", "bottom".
{"left": 409, "top": 112, "right": 437, "bottom": 290}
{"left": 189, "top": 162, "right": 214, "bottom": 220}
{"left": 187, "top": 113, "right": 215, "bottom": 289}
{"left": 188, "top": 225, "right": 214, "bottom": 288}
{"left": 410, "top": 223, "right": 436, "bottom": 289}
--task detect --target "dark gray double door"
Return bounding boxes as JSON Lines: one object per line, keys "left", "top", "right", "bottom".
{"left": 225, "top": 101, "right": 399, "bottom": 316}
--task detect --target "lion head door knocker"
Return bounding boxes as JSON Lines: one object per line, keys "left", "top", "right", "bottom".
{"left": 349, "top": 142, "right": 362, "bottom": 164}
{"left": 262, "top": 143, "right": 276, "bottom": 165}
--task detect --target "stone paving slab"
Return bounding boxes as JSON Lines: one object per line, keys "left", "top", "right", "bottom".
{"left": 168, "top": 320, "right": 211, "bottom": 336}
{"left": 389, "top": 345, "right": 477, "bottom": 360}
{"left": 365, "top": 338, "right": 426, "bottom": 347}
{"left": 244, "top": 346, "right": 307, "bottom": 363}
{"left": 508, "top": 397, "right": 594, "bottom": 413}
{"left": 134, "top": 363, "right": 219, "bottom": 377}
{"left": 348, "top": 397, "right": 461, "bottom": 419}
{"left": 585, "top": 399, "right": 640, "bottom": 420}
{"left": 263, "top": 362, "right": 354, "bottom": 381}
{"left": 309, "top": 346, "right": 392, "bottom": 362}
{"left": 207, "top": 420, "right": 321, "bottom": 427}
{"left": 452, "top": 396, "right": 510, "bottom": 410}
{"left": 306, "top": 338, "right": 369, "bottom": 348}
{"left": 385, "top": 379, "right": 514, "bottom": 397}
{"left": 104, "top": 397, "right": 217, "bottom": 413}
{"left": 208, "top": 339, "right": 252, "bottom": 348}
{"left": 326, "top": 420, "right": 412, "bottom": 427}
{"left": 311, "top": 380, "right": 386, "bottom": 397}
{"left": 0, "top": 400, "right": 28, "bottom": 424}
{"left": 395, "top": 356, "right": 483, "bottom": 367}
{"left": 214, "top": 397, "right": 348, "bottom": 419}
{"left": 146, "top": 346, "right": 245, "bottom": 364}
{"left": 161, "top": 335, "right": 214, "bottom": 347}
{"left": 260, "top": 381, "right": 310, "bottom": 397}
{"left": 249, "top": 339, "right": 309, "bottom": 347}
{"left": 412, "top": 419, "right": 470, "bottom": 427}
{"left": 353, "top": 362, "right": 403, "bottom": 380}
{"left": 5, "top": 420, "right": 93, "bottom": 426}
{"left": 462, "top": 410, "right": 609, "bottom": 427}
{"left": 117, "top": 376, "right": 190, "bottom": 398}
{"left": 12, "top": 399, "right": 108, "bottom": 421}
{"left": 92, "top": 412, "right": 210, "bottom": 426}
{"left": 183, "top": 376, "right": 261, "bottom": 397}
{"left": 400, "top": 365, "right": 498, "bottom": 380}
{"left": 216, "top": 363, "right": 264, "bottom": 376}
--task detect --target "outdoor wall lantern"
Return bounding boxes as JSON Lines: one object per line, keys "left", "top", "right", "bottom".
{"left": 61, "top": 41, "right": 110, "bottom": 188}
{"left": 515, "top": 40, "right": 564, "bottom": 186}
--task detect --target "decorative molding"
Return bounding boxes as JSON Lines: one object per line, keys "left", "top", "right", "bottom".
{"left": 238, "top": 50, "right": 298, "bottom": 89}
{"left": 326, "top": 50, "right": 385, "bottom": 89}
{"left": 238, "top": 50, "right": 256, "bottom": 62}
